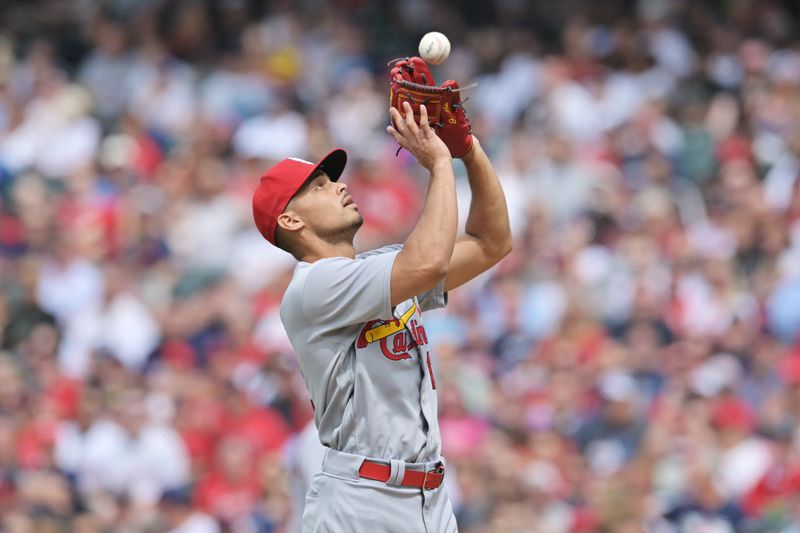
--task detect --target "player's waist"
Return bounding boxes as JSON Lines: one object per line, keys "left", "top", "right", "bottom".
{"left": 320, "top": 447, "right": 446, "bottom": 491}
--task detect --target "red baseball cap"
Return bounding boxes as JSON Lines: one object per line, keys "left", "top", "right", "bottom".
{"left": 252, "top": 149, "right": 347, "bottom": 245}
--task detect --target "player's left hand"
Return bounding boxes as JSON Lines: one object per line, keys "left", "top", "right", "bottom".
{"left": 389, "top": 56, "right": 474, "bottom": 158}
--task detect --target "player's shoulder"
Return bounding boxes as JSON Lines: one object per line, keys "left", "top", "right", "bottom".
{"left": 355, "top": 243, "right": 403, "bottom": 259}
{"left": 280, "top": 245, "right": 402, "bottom": 319}
{"left": 279, "top": 257, "right": 347, "bottom": 314}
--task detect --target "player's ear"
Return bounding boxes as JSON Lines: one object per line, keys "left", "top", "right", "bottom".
{"left": 277, "top": 210, "right": 305, "bottom": 233}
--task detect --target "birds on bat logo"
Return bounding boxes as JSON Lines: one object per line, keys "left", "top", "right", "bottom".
{"left": 356, "top": 301, "right": 428, "bottom": 361}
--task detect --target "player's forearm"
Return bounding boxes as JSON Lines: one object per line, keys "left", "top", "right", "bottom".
{"left": 403, "top": 160, "right": 458, "bottom": 273}
{"left": 462, "top": 139, "right": 512, "bottom": 256}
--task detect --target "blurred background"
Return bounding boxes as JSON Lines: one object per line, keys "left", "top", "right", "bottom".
{"left": 1, "top": 0, "right": 800, "bottom": 532}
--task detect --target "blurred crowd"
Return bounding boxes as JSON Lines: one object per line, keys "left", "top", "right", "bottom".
{"left": 2, "top": 0, "right": 800, "bottom": 532}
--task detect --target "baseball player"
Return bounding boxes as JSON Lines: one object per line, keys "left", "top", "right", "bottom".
{"left": 252, "top": 58, "right": 511, "bottom": 532}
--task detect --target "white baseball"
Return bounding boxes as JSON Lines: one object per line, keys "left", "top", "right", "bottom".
{"left": 418, "top": 32, "right": 451, "bottom": 65}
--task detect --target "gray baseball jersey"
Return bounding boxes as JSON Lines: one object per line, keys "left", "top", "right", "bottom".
{"left": 280, "top": 244, "right": 446, "bottom": 464}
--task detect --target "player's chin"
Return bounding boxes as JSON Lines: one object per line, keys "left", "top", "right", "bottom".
{"left": 350, "top": 214, "right": 364, "bottom": 231}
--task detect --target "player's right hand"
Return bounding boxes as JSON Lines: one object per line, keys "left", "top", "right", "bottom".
{"left": 387, "top": 102, "right": 451, "bottom": 171}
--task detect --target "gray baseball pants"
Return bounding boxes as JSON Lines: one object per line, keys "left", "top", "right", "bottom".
{"left": 302, "top": 448, "right": 458, "bottom": 532}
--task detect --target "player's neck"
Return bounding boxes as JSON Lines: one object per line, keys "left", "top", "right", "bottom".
{"left": 301, "top": 241, "right": 356, "bottom": 262}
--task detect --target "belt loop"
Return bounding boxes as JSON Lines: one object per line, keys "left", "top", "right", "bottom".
{"left": 387, "top": 459, "right": 406, "bottom": 486}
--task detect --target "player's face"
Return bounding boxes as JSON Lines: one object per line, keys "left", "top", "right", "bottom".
{"left": 292, "top": 172, "right": 363, "bottom": 241}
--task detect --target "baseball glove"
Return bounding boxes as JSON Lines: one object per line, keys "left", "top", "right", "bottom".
{"left": 389, "top": 56, "right": 474, "bottom": 158}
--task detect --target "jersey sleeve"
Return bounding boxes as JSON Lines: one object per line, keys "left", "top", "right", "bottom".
{"left": 301, "top": 251, "right": 400, "bottom": 328}
{"left": 358, "top": 243, "right": 447, "bottom": 313}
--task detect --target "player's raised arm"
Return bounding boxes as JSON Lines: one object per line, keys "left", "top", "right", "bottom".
{"left": 387, "top": 56, "right": 511, "bottom": 293}
{"left": 386, "top": 102, "right": 457, "bottom": 307}
{"left": 443, "top": 137, "right": 512, "bottom": 292}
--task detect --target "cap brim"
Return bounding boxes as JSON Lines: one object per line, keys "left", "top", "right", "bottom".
{"left": 314, "top": 148, "right": 347, "bottom": 182}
